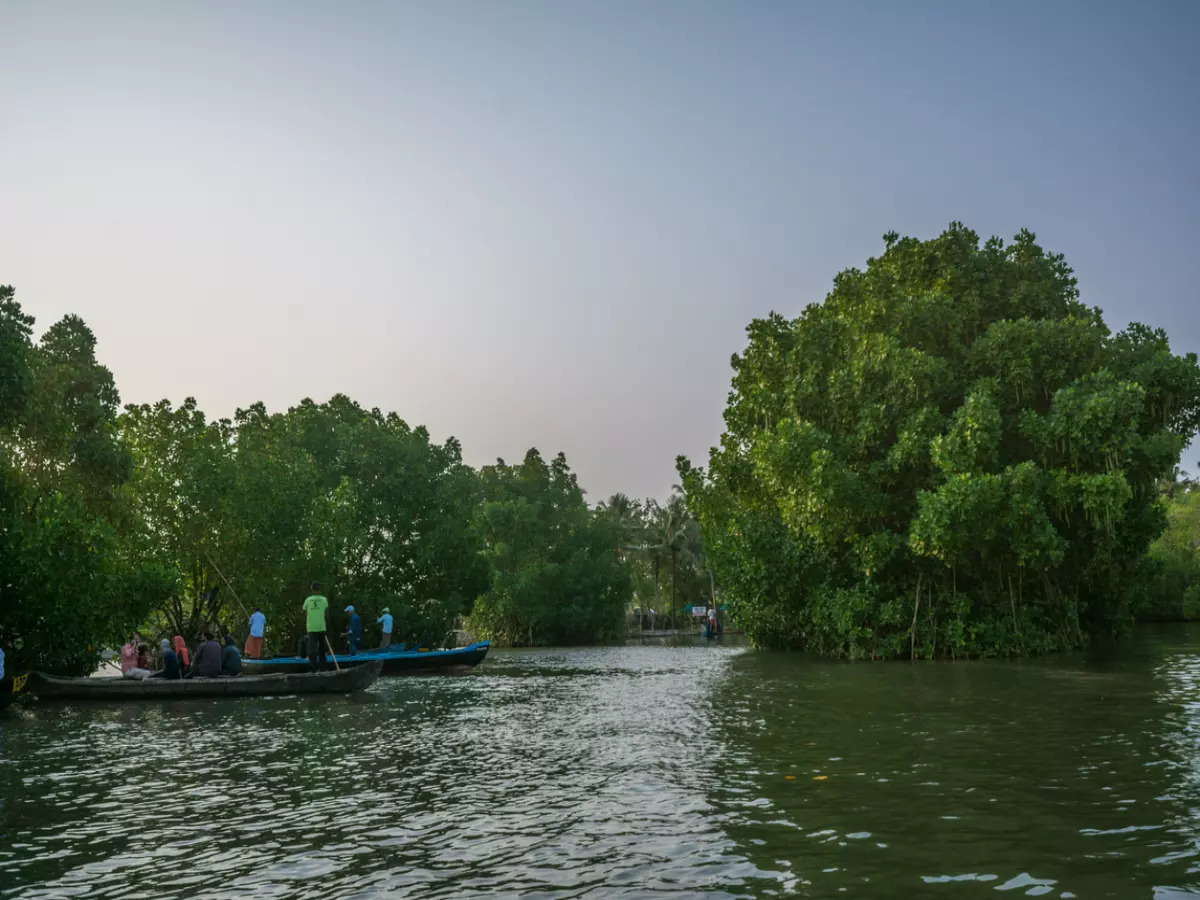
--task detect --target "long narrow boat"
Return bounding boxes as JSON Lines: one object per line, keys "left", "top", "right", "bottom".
{"left": 240, "top": 641, "right": 490, "bottom": 677}
{"left": 23, "top": 661, "right": 382, "bottom": 701}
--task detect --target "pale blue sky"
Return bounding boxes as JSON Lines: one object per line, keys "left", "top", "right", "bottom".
{"left": 2, "top": 1, "right": 1197, "bottom": 499}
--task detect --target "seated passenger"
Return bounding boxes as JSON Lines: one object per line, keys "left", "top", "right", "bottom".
{"left": 121, "top": 634, "right": 151, "bottom": 680}
{"left": 221, "top": 635, "right": 242, "bottom": 676}
{"left": 173, "top": 635, "right": 191, "bottom": 670}
{"left": 149, "top": 638, "right": 181, "bottom": 680}
{"left": 187, "top": 633, "right": 222, "bottom": 678}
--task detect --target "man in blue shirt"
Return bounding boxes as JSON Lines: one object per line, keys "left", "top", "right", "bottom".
{"left": 377, "top": 607, "right": 394, "bottom": 649}
{"left": 344, "top": 606, "right": 363, "bottom": 655}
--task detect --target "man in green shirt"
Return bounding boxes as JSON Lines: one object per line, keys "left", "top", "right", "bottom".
{"left": 302, "top": 582, "right": 329, "bottom": 672}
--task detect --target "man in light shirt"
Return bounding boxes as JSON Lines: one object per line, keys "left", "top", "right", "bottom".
{"left": 244, "top": 607, "right": 267, "bottom": 659}
{"left": 377, "top": 607, "right": 394, "bottom": 649}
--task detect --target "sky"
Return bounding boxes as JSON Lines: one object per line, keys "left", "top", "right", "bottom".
{"left": 1, "top": 1, "right": 1198, "bottom": 501}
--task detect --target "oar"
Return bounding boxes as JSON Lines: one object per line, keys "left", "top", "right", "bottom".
{"left": 324, "top": 634, "right": 341, "bottom": 672}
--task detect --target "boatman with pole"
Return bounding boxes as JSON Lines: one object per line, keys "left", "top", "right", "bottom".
{"left": 302, "top": 582, "right": 329, "bottom": 672}
{"left": 245, "top": 607, "right": 266, "bottom": 659}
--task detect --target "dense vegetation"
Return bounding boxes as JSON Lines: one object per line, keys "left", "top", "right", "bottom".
{"left": 469, "top": 450, "right": 630, "bottom": 645}
{"left": 594, "top": 490, "right": 714, "bottom": 629}
{"left": 0, "top": 286, "right": 657, "bottom": 675}
{"left": 0, "top": 288, "right": 176, "bottom": 675}
{"left": 680, "top": 225, "right": 1200, "bottom": 657}
{"left": 119, "top": 394, "right": 491, "bottom": 652}
{"left": 1142, "top": 476, "right": 1200, "bottom": 621}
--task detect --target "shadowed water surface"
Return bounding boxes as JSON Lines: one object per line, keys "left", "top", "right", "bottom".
{"left": 3, "top": 627, "right": 1200, "bottom": 898}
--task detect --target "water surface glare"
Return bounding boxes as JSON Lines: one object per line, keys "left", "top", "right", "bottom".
{"left": 4, "top": 629, "right": 1200, "bottom": 898}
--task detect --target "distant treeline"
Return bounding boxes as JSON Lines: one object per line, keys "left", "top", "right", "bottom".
{"left": 0, "top": 285, "right": 717, "bottom": 676}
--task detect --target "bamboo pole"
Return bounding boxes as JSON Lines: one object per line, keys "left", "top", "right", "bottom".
{"left": 324, "top": 634, "right": 341, "bottom": 672}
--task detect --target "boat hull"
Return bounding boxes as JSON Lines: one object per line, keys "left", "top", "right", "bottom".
{"left": 24, "top": 661, "right": 382, "bottom": 701}
{"left": 240, "top": 641, "right": 490, "bottom": 677}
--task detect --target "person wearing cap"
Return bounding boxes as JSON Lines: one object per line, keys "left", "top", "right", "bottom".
{"left": 344, "top": 605, "right": 363, "bottom": 655}
{"left": 244, "top": 607, "right": 266, "bottom": 659}
{"left": 376, "top": 607, "right": 394, "bottom": 649}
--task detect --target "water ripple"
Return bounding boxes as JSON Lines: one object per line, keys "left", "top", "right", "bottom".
{"left": 4, "top": 632, "right": 1200, "bottom": 897}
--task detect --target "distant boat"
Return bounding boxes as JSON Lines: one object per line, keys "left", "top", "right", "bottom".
{"left": 20, "top": 661, "right": 382, "bottom": 701}
{"left": 240, "top": 641, "right": 491, "bottom": 676}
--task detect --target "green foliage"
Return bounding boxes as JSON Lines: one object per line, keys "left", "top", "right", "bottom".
{"left": 0, "top": 288, "right": 173, "bottom": 675}
{"left": 680, "top": 225, "right": 1200, "bottom": 657}
{"left": 120, "top": 395, "right": 490, "bottom": 651}
{"left": 469, "top": 450, "right": 631, "bottom": 645}
{"left": 593, "top": 489, "right": 715, "bottom": 628}
{"left": 1140, "top": 484, "right": 1200, "bottom": 620}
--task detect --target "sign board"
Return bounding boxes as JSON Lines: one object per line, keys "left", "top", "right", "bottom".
{"left": 691, "top": 606, "right": 707, "bottom": 616}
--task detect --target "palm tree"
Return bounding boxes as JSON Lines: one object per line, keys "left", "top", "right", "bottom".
{"left": 649, "top": 489, "right": 699, "bottom": 630}
{"left": 597, "top": 492, "right": 643, "bottom": 557}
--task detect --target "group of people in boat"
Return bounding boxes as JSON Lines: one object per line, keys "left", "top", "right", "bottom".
{"left": 117, "top": 582, "right": 398, "bottom": 679}
{"left": 120, "top": 632, "right": 243, "bottom": 680}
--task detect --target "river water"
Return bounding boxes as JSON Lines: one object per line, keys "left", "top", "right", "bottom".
{"left": 3, "top": 627, "right": 1200, "bottom": 898}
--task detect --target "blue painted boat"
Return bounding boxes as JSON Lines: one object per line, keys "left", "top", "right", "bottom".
{"left": 240, "top": 641, "right": 491, "bottom": 676}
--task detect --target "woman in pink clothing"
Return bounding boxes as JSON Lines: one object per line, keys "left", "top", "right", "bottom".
{"left": 120, "top": 634, "right": 151, "bottom": 679}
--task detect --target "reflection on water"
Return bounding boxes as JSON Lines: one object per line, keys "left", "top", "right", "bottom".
{"left": 1, "top": 628, "right": 1200, "bottom": 898}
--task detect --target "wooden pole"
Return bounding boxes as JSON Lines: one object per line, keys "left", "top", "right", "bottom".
{"left": 324, "top": 634, "right": 341, "bottom": 672}
{"left": 202, "top": 549, "right": 252, "bottom": 624}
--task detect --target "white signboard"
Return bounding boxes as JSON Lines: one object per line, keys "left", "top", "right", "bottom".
{"left": 691, "top": 606, "right": 707, "bottom": 616}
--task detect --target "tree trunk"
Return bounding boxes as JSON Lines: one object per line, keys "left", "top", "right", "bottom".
{"left": 671, "top": 547, "right": 677, "bottom": 632}
{"left": 653, "top": 554, "right": 660, "bottom": 628}
{"left": 910, "top": 574, "right": 923, "bottom": 661}
{"left": 708, "top": 568, "right": 717, "bottom": 623}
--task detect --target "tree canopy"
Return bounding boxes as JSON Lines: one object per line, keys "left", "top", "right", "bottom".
{"left": 0, "top": 287, "right": 175, "bottom": 676}
{"left": 469, "top": 449, "right": 631, "bottom": 645}
{"left": 119, "top": 394, "right": 491, "bottom": 651}
{"left": 680, "top": 225, "right": 1200, "bottom": 657}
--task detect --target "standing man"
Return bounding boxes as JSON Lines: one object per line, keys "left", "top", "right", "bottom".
{"left": 302, "top": 582, "right": 329, "bottom": 672}
{"left": 245, "top": 607, "right": 266, "bottom": 659}
{"left": 344, "top": 606, "right": 363, "bottom": 655}
{"left": 377, "top": 607, "right": 394, "bottom": 650}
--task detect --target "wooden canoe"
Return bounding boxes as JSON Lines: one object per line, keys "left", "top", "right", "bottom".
{"left": 23, "top": 661, "right": 382, "bottom": 701}
{"left": 241, "top": 641, "right": 491, "bottom": 677}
